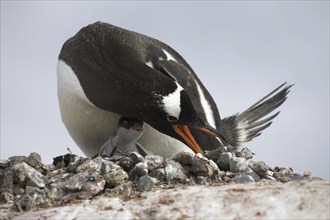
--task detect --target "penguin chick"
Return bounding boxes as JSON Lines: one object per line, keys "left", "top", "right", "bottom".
{"left": 98, "top": 117, "right": 148, "bottom": 157}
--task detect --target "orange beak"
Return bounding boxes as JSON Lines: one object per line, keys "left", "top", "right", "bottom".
{"left": 173, "top": 125, "right": 220, "bottom": 153}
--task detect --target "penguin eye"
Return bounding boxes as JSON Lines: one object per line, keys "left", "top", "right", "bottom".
{"left": 167, "top": 115, "right": 178, "bottom": 122}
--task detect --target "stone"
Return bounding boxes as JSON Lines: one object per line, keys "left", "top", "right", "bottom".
{"left": 15, "top": 186, "right": 46, "bottom": 211}
{"left": 145, "top": 155, "right": 164, "bottom": 171}
{"left": 77, "top": 157, "right": 105, "bottom": 173}
{"left": 54, "top": 161, "right": 66, "bottom": 169}
{"left": 221, "top": 171, "right": 236, "bottom": 182}
{"left": 116, "top": 156, "right": 135, "bottom": 172}
{"left": 203, "top": 145, "right": 232, "bottom": 162}
{"left": 217, "top": 152, "right": 233, "bottom": 171}
{"left": 172, "top": 151, "right": 194, "bottom": 166}
{"left": 274, "top": 166, "right": 294, "bottom": 175}
{"left": 9, "top": 156, "right": 27, "bottom": 167}
{"left": 273, "top": 173, "right": 305, "bottom": 183}
{"left": 62, "top": 171, "right": 106, "bottom": 195}
{"left": 303, "top": 171, "right": 312, "bottom": 177}
{"left": 137, "top": 175, "right": 158, "bottom": 191}
{"left": 66, "top": 156, "right": 88, "bottom": 173}
{"left": 0, "top": 168, "right": 13, "bottom": 203}
{"left": 11, "top": 162, "right": 46, "bottom": 188}
{"left": 0, "top": 192, "right": 13, "bottom": 204}
{"left": 0, "top": 159, "right": 10, "bottom": 170}
{"left": 235, "top": 147, "right": 255, "bottom": 160}
{"left": 163, "top": 159, "right": 188, "bottom": 183}
{"left": 26, "top": 152, "right": 43, "bottom": 170}
{"left": 234, "top": 174, "right": 255, "bottom": 184}
{"left": 128, "top": 152, "right": 145, "bottom": 165}
{"left": 111, "top": 181, "right": 134, "bottom": 195}
{"left": 129, "top": 162, "right": 148, "bottom": 181}
{"left": 244, "top": 168, "right": 261, "bottom": 182}
{"left": 194, "top": 176, "right": 210, "bottom": 185}
{"left": 149, "top": 158, "right": 188, "bottom": 183}
{"left": 101, "top": 163, "right": 128, "bottom": 188}
{"left": 229, "top": 157, "right": 248, "bottom": 173}
{"left": 249, "top": 161, "right": 270, "bottom": 178}
{"left": 100, "top": 160, "right": 117, "bottom": 174}
{"left": 191, "top": 154, "right": 220, "bottom": 177}
{"left": 48, "top": 172, "right": 74, "bottom": 190}
{"left": 41, "top": 164, "right": 55, "bottom": 174}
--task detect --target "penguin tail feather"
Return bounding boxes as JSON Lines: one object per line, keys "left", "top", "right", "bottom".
{"left": 222, "top": 82, "right": 293, "bottom": 147}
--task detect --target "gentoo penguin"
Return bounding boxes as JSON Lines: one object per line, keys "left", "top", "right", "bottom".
{"left": 98, "top": 117, "right": 148, "bottom": 157}
{"left": 57, "top": 21, "right": 292, "bottom": 158}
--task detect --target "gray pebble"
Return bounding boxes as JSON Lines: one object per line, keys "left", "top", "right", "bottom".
{"left": 116, "top": 156, "right": 135, "bottom": 172}
{"left": 273, "top": 173, "right": 304, "bottom": 183}
{"left": 172, "top": 151, "right": 195, "bottom": 166}
{"left": 130, "top": 162, "right": 148, "bottom": 181}
{"left": 137, "top": 175, "right": 157, "bottom": 191}
{"left": 128, "top": 152, "right": 145, "bottom": 164}
{"left": 101, "top": 163, "right": 128, "bottom": 187}
{"left": 66, "top": 156, "right": 88, "bottom": 173}
{"left": 236, "top": 147, "right": 255, "bottom": 160}
{"left": 0, "top": 159, "right": 9, "bottom": 170}
{"left": 164, "top": 159, "right": 188, "bottom": 183}
{"left": 249, "top": 161, "right": 270, "bottom": 178}
{"left": 63, "top": 171, "right": 106, "bottom": 194}
{"left": 100, "top": 160, "right": 117, "bottom": 174}
{"left": 26, "top": 152, "right": 43, "bottom": 170}
{"left": 111, "top": 181, "right": 134, "bottom": 195}
{"left": 15, "top": 186, "right": 45, "bottom": 211}
{"left": 217, "top": 152, "right": 233, "bottom": 171}
{"left": 149, "top": 158, "right": 188, "bottom": 183}
{"left": 0, "top": 168, "right": 13, "bottom": 202}
{"left": 191, "top": 154, "right": 220, "bottom": 177}
{"left": 9, "top": 156, "right": 27, "bottom": 167}
{"left": 244, "top": 168, "right": 261, "bottom": 182}
{"left": 234, "top": 174, "right": 255, "bottom": 184}
{"left": 145, "top": 155, "right": 164, "bottom": 171}
{"left": 229, "top": 157, "right": 248, "bottom": 173}
{"left": 11, "top": 162, "right": 46, "bottom": 188}
{"left": 203, "top": 145, "right": 229, "bottom": 162}
{"left": 76, "top": 157, "right": 104, "bottom": 173}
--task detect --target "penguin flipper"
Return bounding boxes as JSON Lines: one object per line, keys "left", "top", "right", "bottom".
{"left": 222, "top": 82, "right": 293, "bottom": 147}
{"left": 135, "top": 142, "right": 150, "bottom": 157}
{"left": 98, "top": 139, "right": 117, "bottom": 157}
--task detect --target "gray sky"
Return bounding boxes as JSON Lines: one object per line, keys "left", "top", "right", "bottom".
{"left": 1, "top": 1, "right": 329, "bottom": 180}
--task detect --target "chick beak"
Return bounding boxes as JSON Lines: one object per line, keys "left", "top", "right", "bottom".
{"left": 131, "top": 123, "right": 144, "bottom": 132}
{"left": 173, "top": 125, "right": 227, "bottom": 154}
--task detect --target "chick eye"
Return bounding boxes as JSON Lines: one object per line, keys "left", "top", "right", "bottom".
{"left": 122, "top": 121, "right": 129, "bottom": 127}
{"left": 167, "top": 115, "right": 178, "bottom": 122}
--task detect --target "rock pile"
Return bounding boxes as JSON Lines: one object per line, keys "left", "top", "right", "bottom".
{"left": 0, "top": 147, "right": 320, "bottom": 216}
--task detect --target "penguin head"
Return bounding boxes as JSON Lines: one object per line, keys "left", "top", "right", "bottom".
{"left": 118, "top": 117, "right": 144, "bottom": 132}
{"left": 117, "top": 117, "right": 144, "bottom": 143}
{"left": 144, "top": 84, "right": 228, "bottom": 153}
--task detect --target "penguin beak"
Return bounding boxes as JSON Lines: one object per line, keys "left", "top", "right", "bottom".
{"left": 173, "top": 124, "right": 227, "bottom": 153}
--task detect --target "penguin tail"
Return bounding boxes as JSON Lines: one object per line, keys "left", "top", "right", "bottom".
{"left": 222, "top": 82, "right": 293, "bottom": 147}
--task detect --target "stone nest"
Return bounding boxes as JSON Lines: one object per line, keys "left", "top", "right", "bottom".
{"left": 0, "top": 147, "right": 321, "bottom": 215}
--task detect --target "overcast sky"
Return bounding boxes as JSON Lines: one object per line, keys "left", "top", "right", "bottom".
{"left": 1, "top": 1, "right": 329, "bottom": 179}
